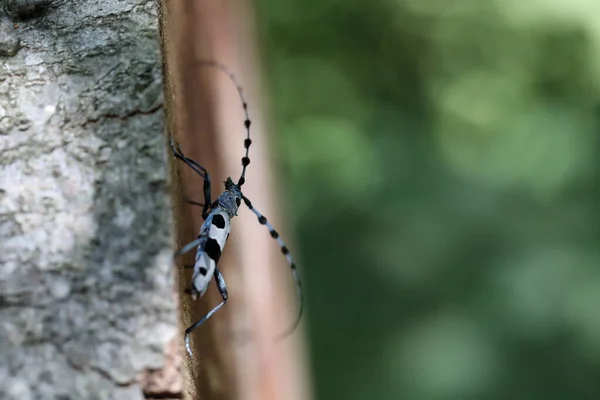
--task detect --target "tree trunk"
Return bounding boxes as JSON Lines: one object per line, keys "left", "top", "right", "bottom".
{"left": 0, "top": 0, "right": 310, "bottom": 399}
{"left": 0, "top": 1, "right": 178, "bottom": 399}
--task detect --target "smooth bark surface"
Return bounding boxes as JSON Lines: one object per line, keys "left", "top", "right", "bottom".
{"left": 161, "top": 1, "right": 310, "bottom": 399}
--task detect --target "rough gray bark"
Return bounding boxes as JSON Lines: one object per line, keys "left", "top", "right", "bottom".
{"left": 0, "top": 1, "right": 178, "bottom": 399}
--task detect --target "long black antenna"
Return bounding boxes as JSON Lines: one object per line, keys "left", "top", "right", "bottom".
{"left": 196, "top": 60, "right": 252, "bottom": 187}
{"left": 242, "top": 195, "right": 304, "bottom": 339}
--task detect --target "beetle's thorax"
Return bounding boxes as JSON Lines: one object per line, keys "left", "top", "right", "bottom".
{"left": 215, "top": 177, "right": 242, "bottom": 218}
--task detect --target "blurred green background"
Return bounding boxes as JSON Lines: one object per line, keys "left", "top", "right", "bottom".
{"left": 255, "top": 1, "right": 600, "bottom": 399}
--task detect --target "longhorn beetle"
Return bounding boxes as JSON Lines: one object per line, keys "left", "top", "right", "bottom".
{"left": 170, "top": 60, "right": 303, "bottom": 357}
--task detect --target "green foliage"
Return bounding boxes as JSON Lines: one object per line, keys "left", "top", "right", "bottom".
{"left": 255, "top": 0, "right": 600, "bottom": 398}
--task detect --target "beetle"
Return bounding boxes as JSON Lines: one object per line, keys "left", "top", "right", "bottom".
{"left": 170, "top": 61, "right": 302, "bottom": 357}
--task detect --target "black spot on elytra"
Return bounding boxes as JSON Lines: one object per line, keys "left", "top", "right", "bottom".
{"left": 212, "top": 214, "right": 226, "bottom": 229}
{"left": 205, "top": 238, "right": 222, "bottom": 262}
{"left": 199, "top": 267, "right": 208, "bottom": 275}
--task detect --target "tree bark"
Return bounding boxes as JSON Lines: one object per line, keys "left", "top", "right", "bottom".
{"left": 0, "top": 1, "right": 178, "bottom": 399}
